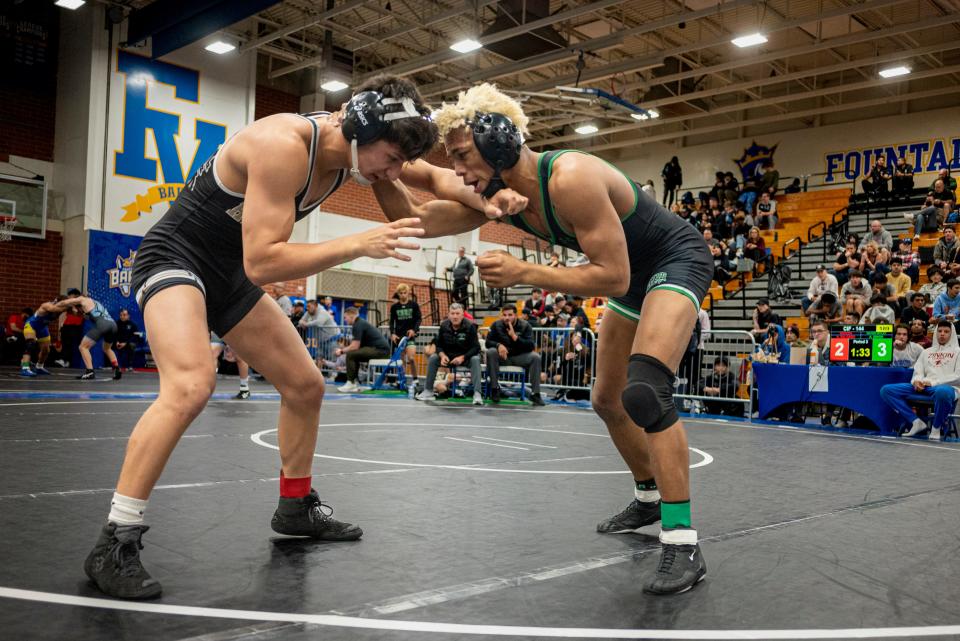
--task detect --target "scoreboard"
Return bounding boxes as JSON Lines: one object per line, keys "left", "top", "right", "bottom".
{"left": 829, "top": 324, "right": 893, "bottom": 363}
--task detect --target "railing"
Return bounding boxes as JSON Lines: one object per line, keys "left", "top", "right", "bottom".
{"left": 703, "top": 291, "right": 715, "bottom": 325}
{"left": 781, "top": 236, "right": 801, "bottom": 261}
{"left": 675, "top": 330, "right": 756, "bottom": 418}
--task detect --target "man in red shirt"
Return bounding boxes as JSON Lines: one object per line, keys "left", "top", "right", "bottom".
{"left": 4, "top": 308, "right": 29, "bottom": 364}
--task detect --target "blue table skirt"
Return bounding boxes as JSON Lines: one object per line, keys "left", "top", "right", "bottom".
{"left": 753, "top": 362, "right": 913, "bottom": 433}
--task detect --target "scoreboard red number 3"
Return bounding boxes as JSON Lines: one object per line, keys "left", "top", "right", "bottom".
{"left": 831, "top": 338, "right": 849, "bottom": 361}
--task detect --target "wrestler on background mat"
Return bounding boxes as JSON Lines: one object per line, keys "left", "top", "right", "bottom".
{"left": 373, "top": 84, "right": 713, "bottom": 595}
{"left": 20, "top": 296, "right": 71, "bottom": 377}
{"left": 209, "top": 332, "right": 252, "bottom": 399}
{"left": 60, "top": 292, "right": 122, "bottom": 380}
{"left": 83, "top": 74, "right": 526, "bottom": 600}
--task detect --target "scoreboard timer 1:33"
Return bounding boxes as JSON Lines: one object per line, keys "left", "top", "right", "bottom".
{"left": 829, "top": 324, "right": 894, "bottom": 364}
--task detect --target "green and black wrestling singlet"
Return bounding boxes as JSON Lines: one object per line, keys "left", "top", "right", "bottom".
{"left": 507, "top": 150, "right": 713, "bottom": 322}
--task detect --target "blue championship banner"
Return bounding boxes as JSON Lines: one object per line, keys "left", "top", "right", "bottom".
{"left": 86, "top": 229, "right": 144, "bottom": 332}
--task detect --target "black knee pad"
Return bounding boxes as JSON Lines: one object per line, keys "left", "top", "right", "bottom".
{"left": 621, "top": 354, "right": 679, "bottom": 433}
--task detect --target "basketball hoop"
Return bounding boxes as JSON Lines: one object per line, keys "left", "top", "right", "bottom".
{"left": 0, "top": 216, "right": 16, "bottom": 242}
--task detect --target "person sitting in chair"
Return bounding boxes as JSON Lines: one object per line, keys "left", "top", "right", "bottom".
{"left": 484, "top": 304, "right": 545, "bottom": 406}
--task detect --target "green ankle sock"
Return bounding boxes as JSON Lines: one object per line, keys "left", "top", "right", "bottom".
{"left": 661, "top": 500, "right": 691, "bottom": 529}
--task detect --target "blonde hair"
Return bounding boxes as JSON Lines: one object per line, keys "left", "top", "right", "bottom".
{"left": 395, "top": 283, "right": 410, "bottom": 296}
{"left": 433, "top": 83, "right": 529, "bottom": 140}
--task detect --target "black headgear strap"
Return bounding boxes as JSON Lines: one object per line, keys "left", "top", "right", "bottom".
{"left": 469, "top": 112, "right": 522, "bottom": 199}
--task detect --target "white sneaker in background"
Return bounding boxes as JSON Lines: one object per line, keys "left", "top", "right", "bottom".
{"left": 338, "top": 381, "right": 360, "bottom": 393}
{"left": 904, "top": 418, "right": 928, "bottom": 437}
{"left": 929, "top": 427, "right": 941, "bottom": 441}
{"left": 472, "top": 391, "right": 483, "bottom": 406}
{"left": 415, "top": 390, "right": 436, "bottom": 401}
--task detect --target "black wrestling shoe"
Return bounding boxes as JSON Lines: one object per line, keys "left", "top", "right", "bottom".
{"left": 490, "top": 386, "right": 502, "bottom": 403}
{"left": 643, "top": 528, "right": 707, "bottom": 595}
{"left": 113, "top": 367, "right": 122, "bottom": 380}
{"left": 83, "top": 523, "right": 162, "bottom": 600}
{"left": 530, "top": 392, "right": 545, "bottom": 407}
{"left": 235, "top": 389, "right": 250, "bottom": 400}
{"left": 271, "top": 489, "right": 363, "bottom": 541}
{"left": 596, "top": 499, "right": 661, "bottom": 533}
{"left": 78, "top": 370, "right": 95, "bottom": 380}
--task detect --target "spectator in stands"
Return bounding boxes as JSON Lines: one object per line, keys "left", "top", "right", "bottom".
{"left": 901, "top": 293, "right": 931, "bottom": 328}
{"left": 755, "top": 193, "right": 777, "bottom": 230}
{"left": 933, "top": 226, "right": 959, "bottom": 275}
{"left": 553, "top": 331, "right": 590, "bottom": 398}
{"left": 861, "top": 293, "right": 895, "bottom": 325}
{"left": 335, "top": 306, "right": 391, "bottom": 393}
{"left": 892, "top": 156, "right": 915, "bottom": 199}
{"left": 880, "top": 320, "right": 960, "bottom": 439}
{"left": 272, "top": 284, "right": 293, "bottom": 317}
{"left": 784, "top": 178, "right": 802, "bottom": 194}
{"left": 388, "top": 284, "right": 422, "bottom": 383}
{"left": 546, "top": 252, "right": 562, "bottom": 268}
{"left": 861, "top": 156, "right": 891, "bottom": 198}
{"left": 485, "top": 305, "right": 545, "bottom": 406}
{"left": 893, "top": 238, "right": 920, "bottom": 284}
{"left": 832, "top": 240, "right": 862, "bottom": 286}
{"left": 742, "top": 226, "right": 766, "bottom": 264}
{"left": 807, "top": 291, "right": 842, "bottom": 324}
{"left": 417, "top": 303, "right": 482, "bottom": 405}
{"left": 910, "top": 318, "right": 932, "bottom": 348}
{"left": 891, "top": 324, "right": 923, "bottom": 368}
{"left": 920, "top": 266, "right": 947, "bottom": 303}
{"left": 860, "top": 241, "right": 890, "bottom": 281}
{"left": 912, "top": 180, "right": 956, "bottom": 239}
{"left": 721, "top": 172, "right": 740, "bottom": 203}
{"left": 751, "top": 298, "right": 781, "bottom": 341}
{"left": 538, "top": 305, "right": 557, "bottom": 327}
{"left": 289, "top": 301, "right": 305, "bottom": 327}
{"left": 700, "top": 356, "right": 740, "bottom": 416}
{"left": 802, "top": 265, "right": 839, "bottom": 314}
{"left": 708, "top": 172, "right": 725, "bottom": 204}
{"left": 641, "top": 179, "right": 656, "bottom": 203}
{"left": 708, "top": 236, "right": 736, "bottom": 284}
{"left": 932, "top": 278, "right": 960, "bottom": 325}
{"left": 4, "top": 308, "right": 29, "bottom": 365}
{"left": 887, "top": 257, "right": 912, "bottom": 309}
{"left": 568, "top": 296, "right": 591, "bottom": 331}
{"left": 870, "top": 271, "right": 899, "bottom": 313}
{"left": 113, "top": 309, "right": 140, "bottom": 371}
{"left": 523, "top": 289, "right": 546, "bottom": 319}
{"left": 933, "top": 168, "right": 957, "bottom": 192}
{"left": 809, "top": 320, "right": 831, "bottom": 366}
{"left": 761, "top": 324, "right": 790, "bottom": 363}
{"left": 320, "top": 295, "right": 334, "bottom": 312}
{"left": 859, "top": 220, "right": 894, "bottom": 252}
{"left": 661, "top": 156, "right": 683, "bottom": 207}
{"left": 299, "top": 298, "right": 339, "bottom": 365}
{"left": 840, "top": 270, "right": 871, "bottom": 317}
{"left": 759, "top": 160, "right": 780, "bottom": 196}
{"left": 447, "top": 246, "right": 474, "bottom": 309}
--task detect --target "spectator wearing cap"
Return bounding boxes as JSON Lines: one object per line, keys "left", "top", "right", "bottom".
{"left": 893, "top": 237, "right": 920, "bottom": 284}
{"left": 859, "top": 220, "right": 894, "bottom": 253}
{"left": 801, "top": 265, "right": 839, "bottom": 314}
{"left": 751, "top": 298, "right": 781, "bottom": 341}
{"left": 840, "top": 270, "right": 871, "bottom": 317}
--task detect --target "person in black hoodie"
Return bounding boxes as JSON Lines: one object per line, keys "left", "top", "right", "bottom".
{"left": 389, "top": 284, "right": 422, "bottom": 382}
{"left": 700, "top": 357, "right": 739, "bottom": 416}
{"left": 416, "top": 303, "right": 482, "bottom": 404}
{"left": 485, "top": 304, "right": 545, "bottom": 406}
{"left": 113, "top": 309, "right": 141, "bottom": 371}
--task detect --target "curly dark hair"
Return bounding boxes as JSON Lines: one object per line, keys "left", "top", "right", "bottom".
{"left": 353, "top": 74, "right": 438, "bottom": 160}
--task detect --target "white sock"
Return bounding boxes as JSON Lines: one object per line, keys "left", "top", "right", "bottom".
{"left": 239, "top": 377, "right": 249, "bottom": 391}
{"left": 635, "top": 487, "right": 661, "bottom": 503}
{"left": 108, "top": 492, "right": 148, "bottom": 526}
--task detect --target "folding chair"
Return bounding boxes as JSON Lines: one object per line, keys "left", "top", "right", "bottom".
{"left": 369, "top": 337, "right": 409, "bottom": 391}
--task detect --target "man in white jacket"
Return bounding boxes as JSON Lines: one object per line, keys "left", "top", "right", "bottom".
{"left": 880, "top": 320, "right": 960, "bottom": 439}
{"left": 801, "top": 265, "right": 839, "bottom": 314}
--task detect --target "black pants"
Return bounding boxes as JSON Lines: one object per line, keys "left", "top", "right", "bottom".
{"left": 892, "top": 176, "right": 914, "bottom": 196}
{"left": 663, "top": 183, "right": 678, "bottom": 207}
{"left": 60, "top": 324, "right": 84, "bottom": 368}
{"left": 452, "top": 278, "right": 469, "bottom": 308}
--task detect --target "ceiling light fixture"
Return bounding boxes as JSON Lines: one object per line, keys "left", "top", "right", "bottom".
{"left": 205, "top": 40, "right": 236, "bottom": 54}
{"left": 879, "top": 65, "right": 911, "bottom": 78}
{"left": 55, "top": 0, "right": 85, "bottom": 8}
{"left": 574, "top": 124, "right": 599, "bottom": 135}
{"left": 631, "top": 113, "right": 649, "bottom": 121}
{"left": 731, "top": 33, "right": 768, "bottom": 48}
{"left": 450, "top": 39, "right": 482, "bottom": 53}
{"left": 320, "top": 80, "right": 349, "bottom": 92}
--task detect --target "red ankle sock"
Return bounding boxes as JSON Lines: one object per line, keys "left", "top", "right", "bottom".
{"left": 279, "top": 471, "right": 311, "bottom": 498}
{"left": 110, "top": 359, "right": 119, "bottom": 368}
